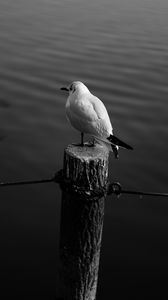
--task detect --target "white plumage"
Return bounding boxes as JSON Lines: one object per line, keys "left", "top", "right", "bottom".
{"left": 61, "top": 81, "right": 133, "bottom": 158}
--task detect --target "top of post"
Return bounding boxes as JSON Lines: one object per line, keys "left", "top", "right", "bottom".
{"left": 65, "top": 143, "right": 109, "bottom": 162}
{"left": 63, "top": 143, "right": 109, "bottom": 194}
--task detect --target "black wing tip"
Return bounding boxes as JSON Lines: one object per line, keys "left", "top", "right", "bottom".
{"left": 107, "top": 134, "right": 133, "bottom": 150}
{"left": 127, "top": 145, "right": 134, "bottom": 150}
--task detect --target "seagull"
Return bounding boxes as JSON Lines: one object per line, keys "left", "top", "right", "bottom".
{"left": 60, "top": 81, "right": 133, "bottom": 159}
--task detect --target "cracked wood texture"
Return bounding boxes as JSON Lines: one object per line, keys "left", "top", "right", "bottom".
{"left": 59, "top": 144, "right": 109, "bottom": 300}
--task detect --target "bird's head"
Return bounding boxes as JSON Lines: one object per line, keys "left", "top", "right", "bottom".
{"left": 60, "top": 81, "right": 89, "bottom": 96}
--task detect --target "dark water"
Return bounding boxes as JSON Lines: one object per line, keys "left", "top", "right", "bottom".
{"left": 0, "top": 0, "right": 168, "bottom": 297}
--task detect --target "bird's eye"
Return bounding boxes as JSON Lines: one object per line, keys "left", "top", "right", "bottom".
{"left": 70, "top": 84, "right": 75, "bottom": 93}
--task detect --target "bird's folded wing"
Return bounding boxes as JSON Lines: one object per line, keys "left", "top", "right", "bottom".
{"left": 90, "top": 96, "right": 113, "bottom": 133}
{"left": 70, "top": 97, "right": 99, "bottom": 122}
{"left": 70, "top": 95, "right": 111, "bottom": 121}
{"left": 90, "top": 96, "right": 110, "bottom": 120}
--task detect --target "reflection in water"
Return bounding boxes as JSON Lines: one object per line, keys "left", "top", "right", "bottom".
{"left": 0, "top": 0, "right": 168, "bottom": 297}
{"left": 0, "top": 99, "right": 10, "bottom": 108}
{"left": 0, "top": 135, "right": 6, "bottom": 141}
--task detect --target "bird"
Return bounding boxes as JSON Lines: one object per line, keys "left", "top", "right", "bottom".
{"left": 60, "top": 81, "right": 133, "bottom": 159}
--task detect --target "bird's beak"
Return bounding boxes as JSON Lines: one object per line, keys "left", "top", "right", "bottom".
{"left": 60, "top": 87, "right": 69, "bottom": 91}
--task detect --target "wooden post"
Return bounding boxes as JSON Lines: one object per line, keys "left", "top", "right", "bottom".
{"left": 59, "top": 144, "right": 109, "bottom": 300}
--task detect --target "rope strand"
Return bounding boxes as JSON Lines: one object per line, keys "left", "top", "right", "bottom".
{"left": 122, "top": 190, "right": 168, "bottom": 197}
{"left": 0, "top": 178, "right": 54, "bottom": 187}
{"left": 0, "top": 172, "right": 168, "bottom": 198}
{"left": 107, "top": 182, "right": 168, "bottom": 198}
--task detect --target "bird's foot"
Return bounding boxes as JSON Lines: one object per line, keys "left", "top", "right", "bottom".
{"left": 71, "top": 140, "right": 96, "bottom": 147}
{"left": 86, "top": 139, "right": 96, "bottom": 147}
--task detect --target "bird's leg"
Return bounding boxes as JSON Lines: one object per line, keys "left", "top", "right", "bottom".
{"left": 92, "top": 137, "right": 96, "bottom": 147}
{"left": 71, "top": 132, "right": 85, "bottom": 147}
{"left": 81, "top": 132, "right": 84, "bottom": 146}
{"left": 111, "top": 145, "right": 119, "bottom": 159}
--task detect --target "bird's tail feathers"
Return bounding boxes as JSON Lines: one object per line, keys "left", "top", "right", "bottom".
{"left": 107, "top": 135, "right": 133, "bottom": 150}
